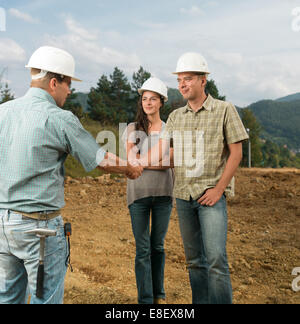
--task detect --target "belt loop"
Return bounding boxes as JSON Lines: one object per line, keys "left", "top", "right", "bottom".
{"left": 5, "top": 210, "right": 9, "bottom": 222}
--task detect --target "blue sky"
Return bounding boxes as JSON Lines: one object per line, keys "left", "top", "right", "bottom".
{"left": 0, "top": 0, "right": 300, "bottom": 106}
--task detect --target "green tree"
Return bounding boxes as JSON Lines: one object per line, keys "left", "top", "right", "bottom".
{"left": 110, "top": 67, "right": 132, "bottom": 122}
{"left": 63, "top": 88, "right": 84, "bottom": 119}
{"left": 206, "top": 79, "right": 226, "bottom": 101}
{"left": 88, "top": 87, "right": 113, "bottom": 124}
{"left": 129, "top": 66, "right": 152, "bottom": 121}
{"left": 88, "top": 68, "right": 130, "bottom": 125}
{"left": 261, "top": 140, "right": 281, "bottom": 168}
{"left": 240, "top": 108, "right": 263, "bottom": 167}
{"left": 0, "top": 83, "right": 14, "bottom": 104}
{"left": 131, "top": 66, "right": 151, "bottom": 93}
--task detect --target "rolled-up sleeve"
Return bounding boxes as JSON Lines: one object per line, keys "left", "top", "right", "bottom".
{"left": 59, "top": 113, "right": 106, "bottom": 172}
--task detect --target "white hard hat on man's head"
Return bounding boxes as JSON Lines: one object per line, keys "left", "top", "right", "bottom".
{"left": 138, "top": 77, "right": 168, "bottom": 102}
{"left": 25, "top": 46, "right": 82, "bottom": 82}
{"left": 173, "top": 52, "right": 210, "bottom": 75}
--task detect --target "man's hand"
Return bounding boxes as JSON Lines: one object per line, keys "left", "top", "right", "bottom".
{"left": 198, "top": 187, "right": 224, "bottom": 207}
{"left": 126, "top": 162, "right": 143, "bottom": 180}
{"left": 198, "top": 142, "right": 243, "bottom": 207}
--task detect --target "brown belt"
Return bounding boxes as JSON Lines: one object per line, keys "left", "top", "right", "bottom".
{"left": 12, "top": 210, "right": 61, "bottom": 221}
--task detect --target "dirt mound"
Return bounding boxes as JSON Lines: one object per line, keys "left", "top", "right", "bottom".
{"left": 62, "top": 168, "right": 300, "bottom": 304}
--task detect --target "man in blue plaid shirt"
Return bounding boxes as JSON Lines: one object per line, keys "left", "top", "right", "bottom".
{"left": 0, "top": 46, "right": 143, "bottom": 304}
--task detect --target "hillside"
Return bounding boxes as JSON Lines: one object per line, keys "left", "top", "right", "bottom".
{"left": 277, "top": 93, "right": 300, "bottom": 103}
{"left": 247, "top": 99, "right": 300, "bottom": 150}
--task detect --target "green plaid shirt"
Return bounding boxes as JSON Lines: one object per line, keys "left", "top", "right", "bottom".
{"left": 161, "top": 94, "right": 249, "bottom": 200}
{"left": 0, "top": 88, "right": 105, "bottom": 213}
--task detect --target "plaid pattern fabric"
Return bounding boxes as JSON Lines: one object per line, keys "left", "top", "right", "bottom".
{"left": 0, "top": 88, "right": 105, "bottom": 213}
{"left": 161, "top": 95, "right": 249, "bottom": 200}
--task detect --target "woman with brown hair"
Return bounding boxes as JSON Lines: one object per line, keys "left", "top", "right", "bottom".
{"left": 122, "top": 77, "right": 174, "bottom": 304}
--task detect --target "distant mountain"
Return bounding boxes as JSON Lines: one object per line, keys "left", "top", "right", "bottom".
{"left": 247, "top": 99, "right": 300, "bottom": 150}
{"left": 276, "top": 93, "right": 300, "bottom": 102}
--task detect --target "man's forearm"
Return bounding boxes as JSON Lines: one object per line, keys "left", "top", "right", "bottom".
{"left": 97, "top": 152, "right": 128, "bottom": 174}
{"left": 97, "top": 152, "right": 143, "bottom": 180}
{"left": 215, "top": 143, "right": 243, "bottom": 193}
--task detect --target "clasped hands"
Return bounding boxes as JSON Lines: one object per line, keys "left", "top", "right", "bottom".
{"left": 125, "top": 158, "right": 144, "bottom": 180}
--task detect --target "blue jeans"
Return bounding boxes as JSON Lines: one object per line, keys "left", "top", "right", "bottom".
{"left": 0, "top": 210, "right": 68, "bottom": 304}
{"left": 129, "top": 196, "right": 172, "bottom": 304}
{"left": 176, "top": 195, "right": 232, "bottom": 304}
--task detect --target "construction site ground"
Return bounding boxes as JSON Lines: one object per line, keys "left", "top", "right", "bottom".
{"left": 62, "top": 168, "right": 300, "bottom": 304}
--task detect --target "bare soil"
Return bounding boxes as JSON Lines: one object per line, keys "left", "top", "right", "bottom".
{"left": 62, "top": 168, "right": 300, "bottom": 304}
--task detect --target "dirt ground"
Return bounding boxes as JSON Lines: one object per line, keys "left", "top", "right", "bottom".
{"left": 62, "top": 168, "right": 300, "bottom": 304}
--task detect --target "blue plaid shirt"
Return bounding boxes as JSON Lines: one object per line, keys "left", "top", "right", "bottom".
{"left": 0, "top": 88, "right": 106, "bottom": 213}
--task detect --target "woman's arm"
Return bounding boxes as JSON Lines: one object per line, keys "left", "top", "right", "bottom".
{"left": 127, "top": 140, "right": 174, "bottom": 170}
{"left": 144, "top": 148, "right": 174, "bottom": 170}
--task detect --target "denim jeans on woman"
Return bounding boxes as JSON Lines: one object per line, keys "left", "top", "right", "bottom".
{"left": 0, "top": 210, "right": 68, "bottom": 304}
{"left": 129, "top": 196, "right": 172, "bottom": 304}
{"left": 176, "top": 195, "right": 232, "bottom": 304}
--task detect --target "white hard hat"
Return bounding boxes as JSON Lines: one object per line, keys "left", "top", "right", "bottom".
{"left": 25, "top": 46, "right": 82, "bottom": 82}
{"left": 173, "top": 52, "right": 210, "bottom": 75}
{"left": 138, "top": 77, "right": 168, "bottom": 102}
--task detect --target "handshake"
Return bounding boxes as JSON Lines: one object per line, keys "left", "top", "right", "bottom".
{"left": 125, "top": 159, "right": 144, "bottom": 180}
{"left": 98, "top": 153, "right": 144, "bottom": 180}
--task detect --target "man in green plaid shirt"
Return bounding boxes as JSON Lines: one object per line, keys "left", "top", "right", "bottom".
{"left": 0, "top": 46, "right": 142, "bottom": 304}
{"left": 169, "top": 53, "right": 248, "bottom": 304}
{"left": 141, "top": 52, "right": 249, "bottom": 304}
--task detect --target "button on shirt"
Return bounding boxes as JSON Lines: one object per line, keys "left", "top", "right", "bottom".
{"left": 161, "top": 94, "right": 249, "bottom": 200}
{"left": 0, "top": 88, "right": 106, "bottom": 213}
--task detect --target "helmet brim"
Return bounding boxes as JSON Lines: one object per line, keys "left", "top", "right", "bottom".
{"left": 172, "top": 71, "right": 210, "bottom": 75}
{"left": 71, "top": 76, "right": 82, "bottom": 82}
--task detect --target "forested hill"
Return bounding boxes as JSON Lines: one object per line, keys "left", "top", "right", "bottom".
{"left": 276, "top": 92, "right": 300, "bottom": 102}
{"left": 247, "top": 99, "right": 300, "bottom": 150}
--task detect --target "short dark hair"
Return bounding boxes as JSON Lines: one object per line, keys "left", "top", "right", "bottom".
{"left": 31, "top": 68, "right": 67, "bottom": 84}
{"left": 45, "top": 72, "right": 66, "bottom": 83}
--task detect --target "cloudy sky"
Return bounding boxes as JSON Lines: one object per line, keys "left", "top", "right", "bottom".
{"left": 0, "top": 0, "right": 300, "bottom": 106}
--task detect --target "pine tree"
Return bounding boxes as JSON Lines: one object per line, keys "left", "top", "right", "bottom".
{"left": 88, "top": 87, "right": 113, "bottom": 124}
{"left": 88, "top": 68, "right": 130, "bottom": 125}
{"left": 0, "top": 83, "right": 14, "bottom": 104}
{"left": 240, "top": 108, "right": 263, "bottom": 167}
{"left": 129, "top": 66, "right": 152, "bottom": 121}
{"left": 131, "top": 66, "right": 151, "bottom": 93}
{"left": 206, "top": 79, "right": 226, "bottom": 101}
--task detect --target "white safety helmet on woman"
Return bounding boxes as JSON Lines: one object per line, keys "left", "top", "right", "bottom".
{"left": 138, "top": 77, "right": 168, "bottom": 102}
{"left": 26, "top": 46, "right": 82, "bottom": 82}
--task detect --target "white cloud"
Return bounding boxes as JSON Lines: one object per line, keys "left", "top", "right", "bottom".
{"left": 136, "top": 21, "right": 167, "bottom": 30}
{"left": 64, "top": 16, "right": 99, "bottom": 41}
{"left": 9, "top": 8, "right": 39, "bottom": 24}
{"left": 207, "top": 51, "right": 300, "bottom": 106}
{"left": 180, "top": 6, "right": 205, "bottom": 16}
{"left": 0, "top": 38, "right": 26, "bottom": 63}
{"left": 43, "top": 16, "right": 141, "bottom": 88}
{"left": 208, "top": 50, "right": 243, "bottom": 67}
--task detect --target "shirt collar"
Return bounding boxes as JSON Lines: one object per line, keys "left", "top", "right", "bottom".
{"left": 184, "top": 94, "right": 214, "bottom": 113}
{"left": 25, "top": 87, "right": 57, "bottom": 106}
